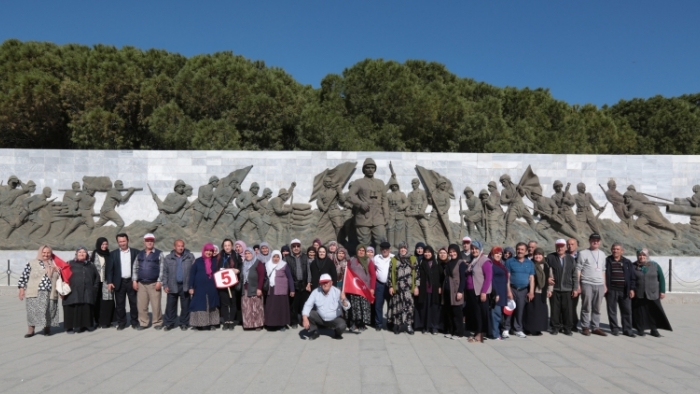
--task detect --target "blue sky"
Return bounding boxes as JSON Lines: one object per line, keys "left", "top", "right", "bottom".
{"left": 2, "top": 1, "right": 698, "bottom": 106}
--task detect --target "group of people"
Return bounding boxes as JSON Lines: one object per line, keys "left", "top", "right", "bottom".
{"left": 18, "top": 232, "right": 671, "bottom": 342}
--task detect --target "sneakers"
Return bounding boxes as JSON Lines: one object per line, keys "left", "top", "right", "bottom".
{"left": 515, "top": 331, "right": 527, "bottom": 338}
{"left": 502, "top": 330, "right": 510, "bottom": 339}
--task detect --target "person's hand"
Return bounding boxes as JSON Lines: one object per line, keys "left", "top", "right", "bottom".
{"left": 189, "top": 289, "right": 194, "bottom": 295}
{"left": 132, "top": 282, "right": 138, "bottom": 291}
{"left": 438, "top": 288, "right": 442, "bottom": 295}
{"left": 479, "top": 293, "right": 487, "bottom": 302}
{"left": 107, "top": 283, "right": 114, "bottom": 292}
{"left": 660, "top": 293, "right": 665, "bottom": 300}
{"left": 389, "top": 287, "right": 394, "bottom": 296}
{"left": 547, "top": 291, "right": 552, "bottom": 298}
{"left": 604, "top": 285, "right": 608, "bottom": 294}
{"left": 495, "top": 295, "right": 499, "bottom": 303}
{"left": 527, "top": 292, "right": 534, "bottom": 302}
{"left": 548, "top": 277, "right": 555, "bottom": 286}
{"left": 361, "top": 203, "right": 369, "bottom": 212}
{"left": 413, "top": 288, "right": 419, "bottom": 297}
{"left": 233, "top": 268, "right": 240, "bottom": 274}
{"left": 18, "top": 288, "right": 24, "bottom": 301}
{"left": 164, "top": 286, "right": 169, "bottom": 294}
{"left": 59, "top": 294, "right": 64, "bottom": 300}
{"left": 456, "top": 292, "right": 463, "bottom": 301}
{"left": 256, "top": 289, "right": 262, "bottom": 297}
{"left": 302, "top": 316, "right": 310, "bottom": 330}
{"left": 306, "top": 283, "right": 311, "bottom": 292}
{"left": 290, "top": 292, "right": 295, "bottom": 298}
{"left": 370, "top": 289, "right": 375, "bottom": 296}
{"left": 572, "top": 290, "right": 578, "bottom": 298}
{"left": 155, "top": 282, "right": 162, "bottom": 291}
{"left": 630, "top": 290, "right": 635, "bottom": 299}
{"left": 507, "top": 291, "right": 513, "bottom": 300}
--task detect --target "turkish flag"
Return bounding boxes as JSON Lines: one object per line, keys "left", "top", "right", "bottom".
{"left": 53, "top": 254, "right": 72, "bottom": 285}
{"left": 342, "top": 267, "right": 375, "bottom": 303}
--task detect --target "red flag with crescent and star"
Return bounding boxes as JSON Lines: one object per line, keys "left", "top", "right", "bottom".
{"left": 342, "top": 266, "right": 375, "bottom": 303}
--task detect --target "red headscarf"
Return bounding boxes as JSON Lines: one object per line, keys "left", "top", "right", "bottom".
{"left": 488, "top": 246, "right": 505, "bottom": 270}
{"left": 202, "top": 243, "right": 215, "bottom": 278}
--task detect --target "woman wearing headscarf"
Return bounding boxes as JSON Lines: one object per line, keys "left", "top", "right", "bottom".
{"left": 265, "top": 250, "right": 295, "bottom": 331}
{"left": 464, "top": 240, "right": 492, "bottom": 343}
{"left": 346, "top": 245, "right": 376, "bottom": 332}
{"left": 188, "top": 243, "right": 220, "bottom": 330}
{"left": 91, "top": 237, "right": 115, "bottom": 329}
{"left": 333, "top": 246, "right": 349, "bottom": 290}
{"left": 257, "top": 242, "right": 272, "bottom": 264}
{"left": 414, "top": 242, "right": 426, "bottom": 263}
{"left": 309, "top": 246, "right": 337, "bottom": 290}
{"left": 523, "top": 248, "right": 552, "bottom": 336}
{"left": 217, "top": 239, "right": 240, "bottom": 331}
{"left": 233, "top": 240, "right": 246, "bottom": 325}
{"left": 415, "top": 245, "right": 442, "bottom": 335}
{"left": 388, "top": 242, "right": 420, "bottom": 335}
{"left": 17, "top": 245, "right": 61, "bottom": 337}
{"left": 241, "top": 247, "right": 266, "bottom": 330}
{"left": 281, "top": 245, "right": 291, "bottom": 258}
{"left": 366, "top": 246, "right": 375, "bottom": 260}
{"left": 488, "top": 247, "right": 508, "bottom": 340}
{"left": 63, "top": 246, "right": 100, "bottom": 334}
{"left": 443, "top": 244, "right": 466, "bottom": 339}
{"left": 327, "top": 241, "right": 339, "bottom": 261}
{"left": 631, "top": 248, "right": 672, "bottom": 337}
{"left": 503, "top": 246, "right": 515, "bottom": 261}
{"left": 312, "top": 239, "right": 322, "bottom": 251}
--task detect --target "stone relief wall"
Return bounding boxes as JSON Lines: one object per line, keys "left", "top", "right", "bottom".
{"left": 1, "top": 149, "right": 700, "bottom": 257}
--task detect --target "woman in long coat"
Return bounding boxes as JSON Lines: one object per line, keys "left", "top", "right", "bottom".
{"left": 388, "top": 242, "right": 420, "bottom": 335}
{"left": 523, "top": 248, "right": 552, "bottom": 336}
{"left": 632, "top": 248, "right": 672, "bottom": 337}
{"left": 241, "top": 247, "right": 265, "bottom": 330}
{"left": 464, "top": 241, "right": 492, "bottom": 343}
{"left": 63, "top": 247, "right": 100, "bottom": 334}
{"left": 346, "top": 245, "right": 376, "bottom": 332}
{"left": 443, "top": 244, "right": 466, "bottom": 339}
{"left": 415, "top": 245, "right": 442, "bottom": 335}
{"left": 216, "top": 238, "right": 239, "bottom": 331}
{"left": 309, "top": 246, "right": 337, "bottom": 290}
{"left": 188, "top": 243, "right": 220, "bottom": 331}
{"left": 488, "top": 247, "right": 508, "bottom": 340}
{"left": 333, "top": 246, "right": 349, "bottom": 290}
{"left": 18, "top": 244, "right": 61, "bottom": 337}
{"left": 264, "top": 250, "right": 295, "bottom": 330}
{"left": 91, "top": 237, "right": 115, "bottom": 329}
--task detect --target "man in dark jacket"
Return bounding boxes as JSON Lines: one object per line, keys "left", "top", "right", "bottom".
{"left": 162, "top": 239, "right": 196, "bottom": 331}
{"left": 546, "top": 239, "right": 578, "bottom": 336}
{"left": 106, "top": 233, "right": 140, "bottom": 330}
{"left": 605, "top": 243, "right": 636, "bottom": 337}
{"left": 284, "top": 239, "right": 310, "bottom": 328}
{"left": 132, "top": 233, "right": 165, "bottom": 330}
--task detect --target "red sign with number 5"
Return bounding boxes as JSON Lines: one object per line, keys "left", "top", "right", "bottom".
{"left": 214, "top": 269, "right": 239, "bottom": 289}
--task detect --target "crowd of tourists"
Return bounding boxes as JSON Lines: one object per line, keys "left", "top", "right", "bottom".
{"left": 17, "top": 232, "right": 671, "bottom": 341}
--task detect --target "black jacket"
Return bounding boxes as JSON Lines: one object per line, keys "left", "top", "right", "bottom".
{"left": 605, "top": 256, "right": 636, "bottom": 294}
{"left": 546, "top": 252, "right": 578, "bottom": 292}
{"left": 63, "top": 260, "right": 100, "bottom": 306}
{"left": 284, "top": 253, "right": 310, "bottom": 289}
{"left": 106, "top": 247, "right": 140, "bottom": 291}
{"left": 417, "top": 258, "right": 442, "bottom": 305}
{"left": 309, "top": 257, "right": 337, "bottom": 290}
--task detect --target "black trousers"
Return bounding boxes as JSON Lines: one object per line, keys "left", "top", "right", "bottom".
{"left": 290, "top": 282, "right": 309, "bottom": 326}
{"left": 415, "top": 293, "right": 441, "bottom": 331}
{"left": 308, "top": 310, "right": 346, "bottom": 335}
{"left": 164, "top": 287, "right": 191, "bottom": 327}
{"left": 606, "top": 288, "right": 633, "bottom": 334}
{"left": 445, "top": 304, "right": 465, "bottom": 337}
{"left": 572, "top": 293, "right": 580, "bottom": 329}
{"left": 115, "top": 278, "right": 138, "bottom": 328}
{"left": 550, "top": 290, "right": 573, "bottom": 331}
{"left": 218, "top": 288, "right": 237, "bottom": 323}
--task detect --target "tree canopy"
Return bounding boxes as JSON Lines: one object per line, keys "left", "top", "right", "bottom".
{"left": 1, "top": 40, "right": 698, "bottom": 153}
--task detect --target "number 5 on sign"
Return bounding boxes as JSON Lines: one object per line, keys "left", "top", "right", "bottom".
{"left": 214, "top": 269, "right": 239, "bottom": 289}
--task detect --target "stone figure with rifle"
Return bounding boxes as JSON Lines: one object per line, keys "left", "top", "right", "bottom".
{"left": 574, "top": 183, "right": 605, "bottom": 235}
{"left": 349, "top": 158, "right": 389, "bottom": 247}
{"left": 95, "top": 180, "right": 139, "bottom": 234}
{"left": 552, "top": 180, "right": 578, "bottom": 233}
{"left": 268, "top": 183, "right": 296, "bottom": 246}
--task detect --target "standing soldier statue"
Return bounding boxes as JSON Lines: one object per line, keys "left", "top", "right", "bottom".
{"left": 405, "top": 178, "right": 430, "bottom": 244}
{"left": 459, "top": 186, "right": 484, "bottom": 239}
{"left": 317, "top": 177, "right": 346, "bottom": 239}
{"left": 500, "top": 174, "right": 536, "bottom": 242}
{"left": 551, "top": 180, "right": 578, "bottom": 233}
{"left": 349, "top": 158, "right": 389, "bottom": 247}
{"left": 386, "top": 176, "right": 408, "bottom": 248}
{"left": 191, "top": 176, "right": 219, "bottom": 231}
{"left": 574, "top": 183, "right": 605, "bottom": 235}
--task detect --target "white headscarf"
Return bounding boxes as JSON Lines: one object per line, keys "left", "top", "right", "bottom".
{"left": 265, "top": 250, "right": 287, "bottom": 288}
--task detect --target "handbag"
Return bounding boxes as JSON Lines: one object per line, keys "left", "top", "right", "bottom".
{"left": 56, "top": 276, "right": 71, "bottom": 296}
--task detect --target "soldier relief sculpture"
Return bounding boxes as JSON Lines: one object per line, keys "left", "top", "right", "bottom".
{"left": 0, "top": 160, "right": 697, "bottom": 255}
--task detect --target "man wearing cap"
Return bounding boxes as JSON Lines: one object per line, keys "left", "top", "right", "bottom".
{"left": 302, "top": 274, "right": 351, "bottom": 340}
{"left": 546, "top": 239, "right": 578, "bottom": 335}
{"left": 285, "top": 239, "right": 310, "bottom": 328}
{"left": 349, "top": 158, "right": 389, "bottom": 247}
{"left": 575, "top": 233, "right": 607, "bottom": 336}
{"left": 373, "top": 241, "right": 394, "bottom": 330}
{"left": 460, "top": 237, "right": 472, "bottom": 261}
{"left": 504, "top": 242, "right": 535, "bottom": 338}
{"left": 133, "top": 233, "right": 166, "bottom": 330}
{"left": 605, "top": 243, "right": 636, "bottom": 337}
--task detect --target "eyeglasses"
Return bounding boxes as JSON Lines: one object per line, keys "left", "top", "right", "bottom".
{"left": 292, "top": 245, "right": 301, "bottom": 248}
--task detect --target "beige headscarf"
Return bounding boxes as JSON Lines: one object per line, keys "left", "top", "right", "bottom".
{"left": 36, "top": 244, "right": 58, "bottom": 278}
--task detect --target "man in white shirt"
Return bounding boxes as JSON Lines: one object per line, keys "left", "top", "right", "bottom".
{"left": 302, "top": 274, "right": 350, "bottom": 340}
{"left": 373, "top": 241, "right": 394, "bottom": 331}
{"left": 106, "top": 233, "right": 140, "bottom": 330}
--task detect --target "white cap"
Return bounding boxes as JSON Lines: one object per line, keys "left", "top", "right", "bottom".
{"left": 290, "top": 238, "right": 301, "bottom": 245}
{"left": 143, "top": 233, "right": 155, "bottom": 241}
{"left": 555, "top": 238, "right": 566, "bottom": 245}
{"left": 462, "top": 236, "right": 471, "bottom": 243}
{"left": 319, "top": 274, "right": 333, "bottom": 283}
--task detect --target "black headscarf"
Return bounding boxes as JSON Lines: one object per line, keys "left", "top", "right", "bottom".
{"left": 446, "top": 243, "right": 461, "bottom": 278}
{"left": 93, "top": 237, "right": 110, "bottom": 257}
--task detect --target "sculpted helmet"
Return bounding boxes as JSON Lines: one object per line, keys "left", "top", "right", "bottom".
{"left": 487, "top": 181, "right": 497, "bottom": 189}
{"left": 623, "top": 191, "right": 634, "bottom": 200}
{"left": 362, "top": 158, "right": 377, "bottom": 169}
{"left": 436, "top": 177, "right": 447, "bottom": 187}
{"left": 250, "top": 182, "right": 259, "bottom": 190}
{"left": 627, "top": 185, "right": 637, "bottom": 192}
{"left": 387, "top": 177, "right": 399, "bottom": 189}
{"left": 463, "top": 186, "right": 473, "bottom": 194}
{"left": 278, "top": 188, "right": 288, "bottom": 196}
{"left": 209, "top": 176, "right": 219, "bottom": 184}
{"left": 479, "top": 189, "right": 489, "bottom": 198}
{"left": 174, "top": 180, "right": 186, "bottom": 190}
{"left": 693, "top": 185, "right": 700, "bottom": 193}
{"left": 499, "top": 174, "right": 511, "bottom": 183}
{"left": 26, "top": 180, "right": 36, "bottom": 187}
{"left": 553, "top": 180, "right": 563, "bottom": 188}
{"left": 263, "top": 187, "right": 272, "bottom": 196}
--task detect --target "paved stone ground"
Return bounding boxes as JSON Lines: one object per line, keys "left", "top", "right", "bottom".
{"left": 0, "top": 294, "right": 698, "bottom": 394}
